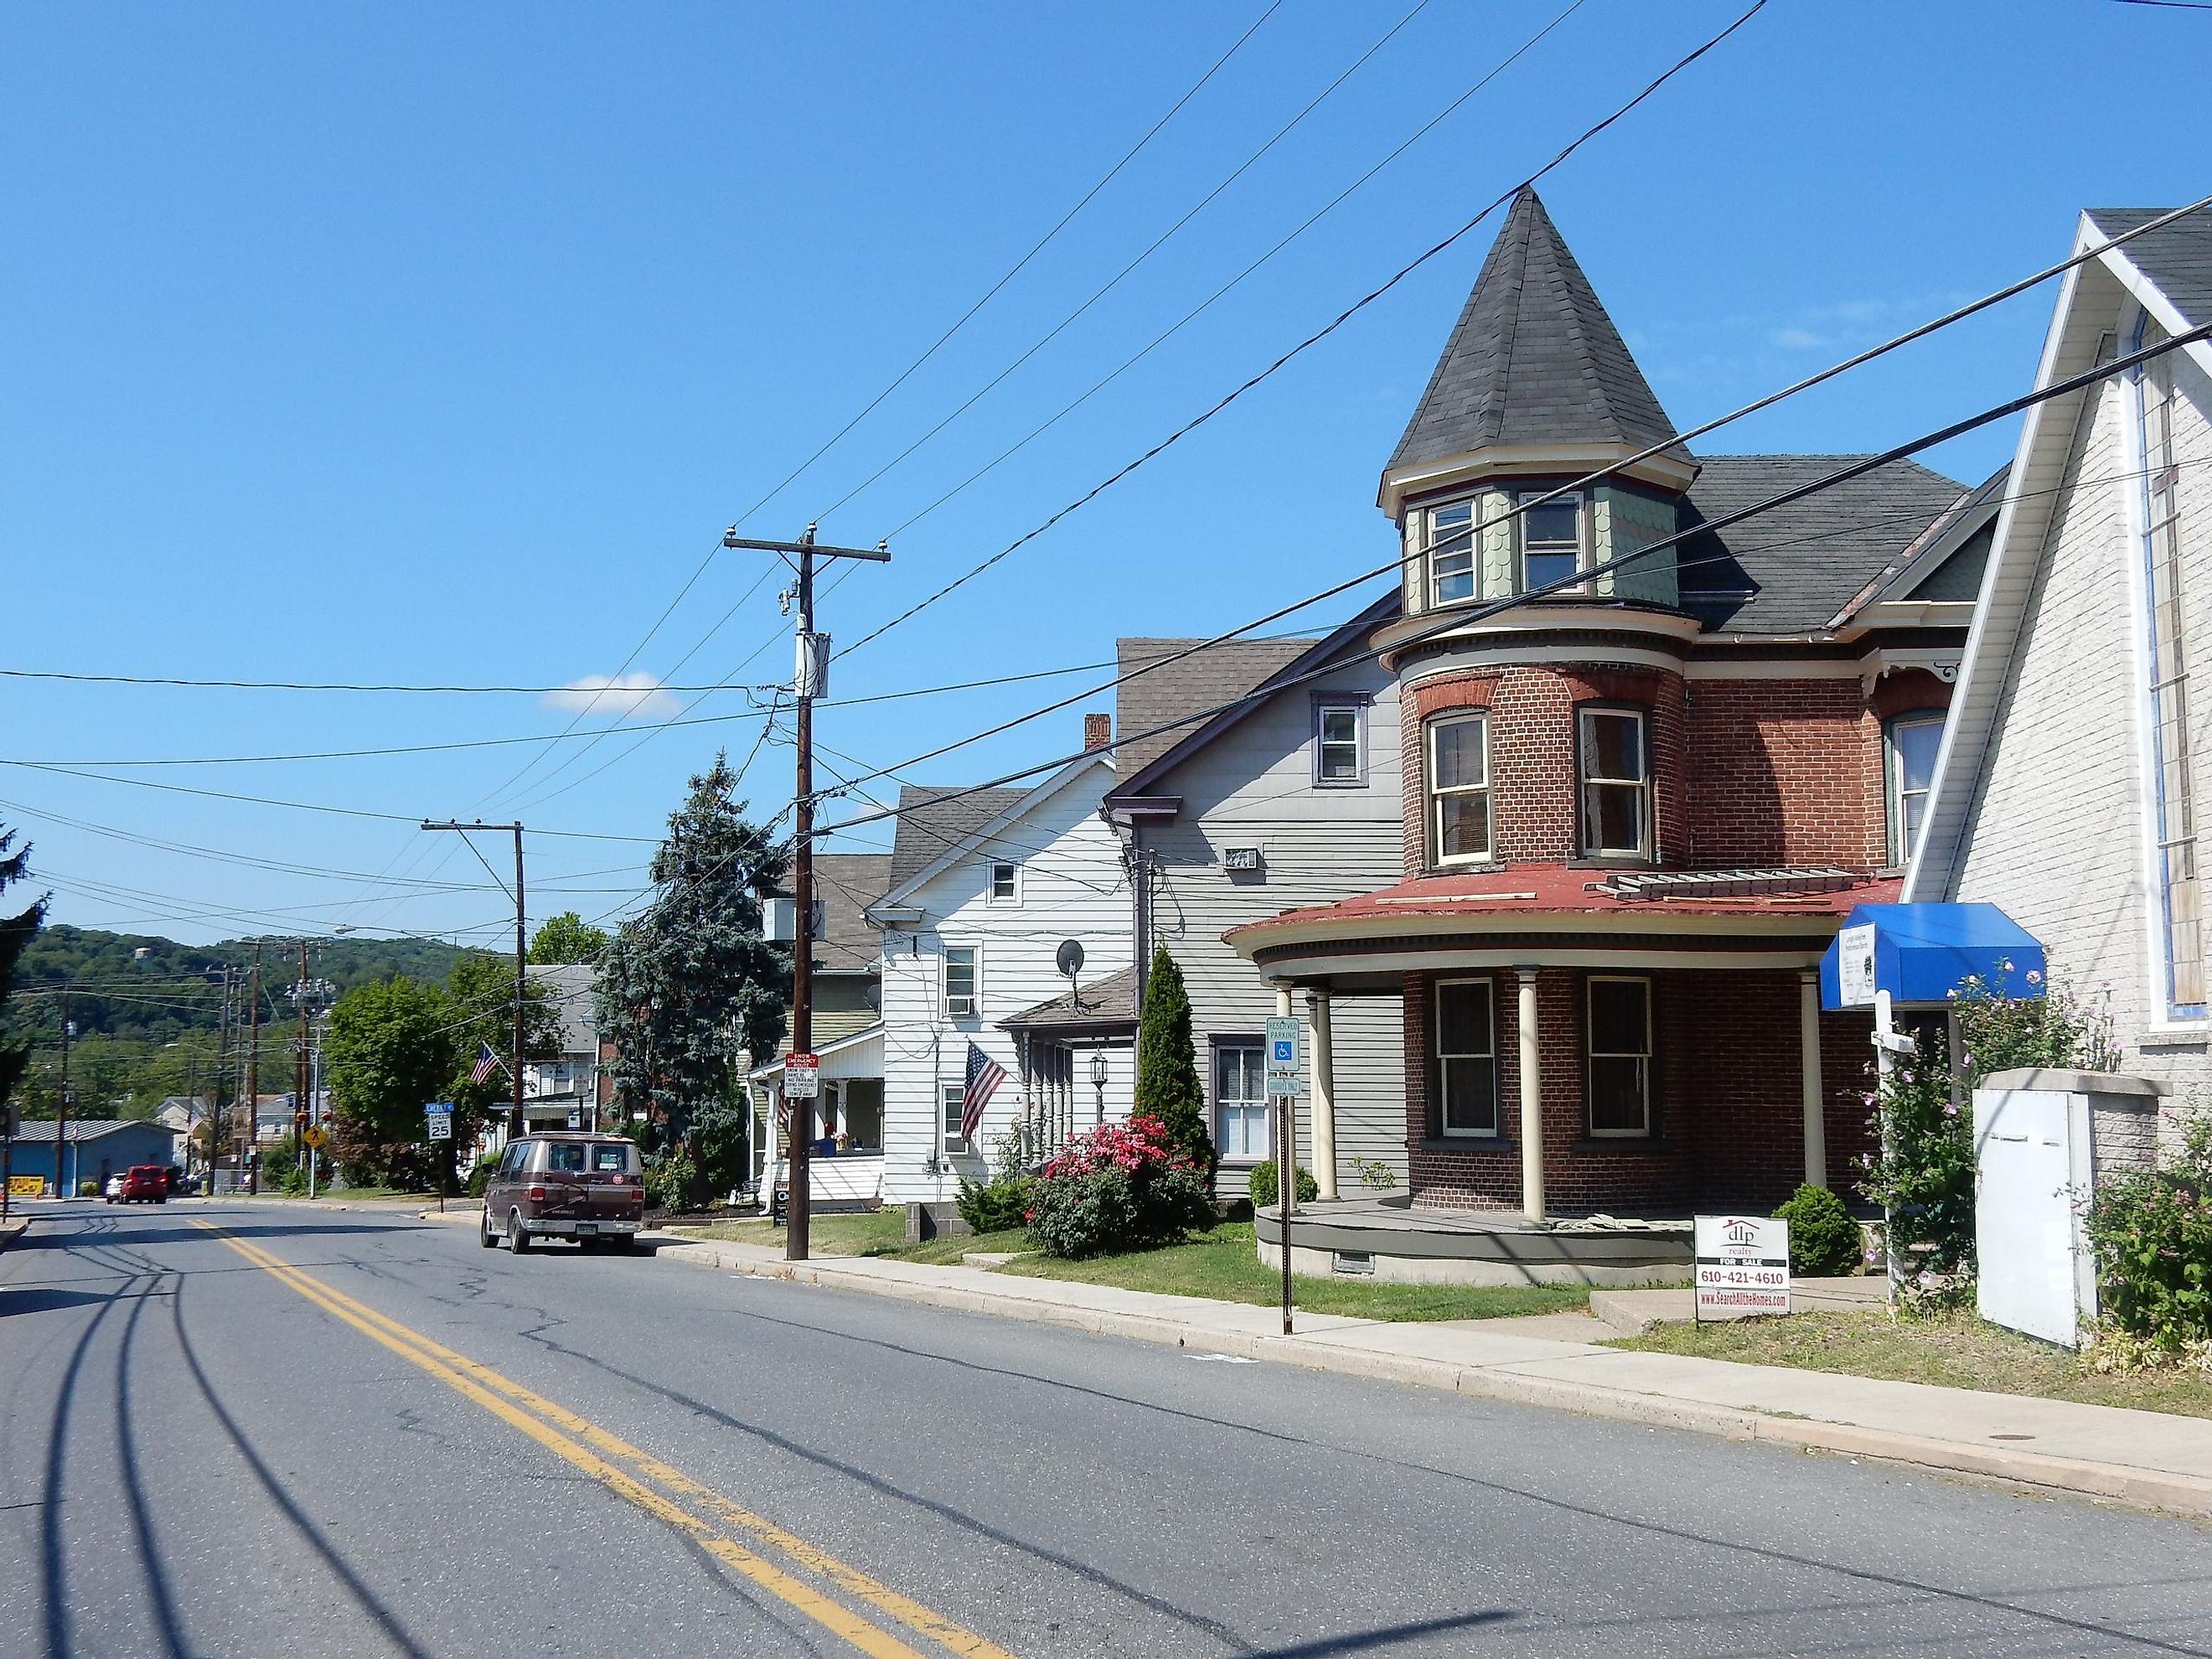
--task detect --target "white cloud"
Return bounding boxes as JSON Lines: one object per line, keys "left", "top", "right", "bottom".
{"left": 543, "top": 672, "right": 680, "bottom": 720}
{"left": 1770, "top": 326, "right": 1828, "bottom": 350}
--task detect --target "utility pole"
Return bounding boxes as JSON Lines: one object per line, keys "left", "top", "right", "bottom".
{"left": 420, "top": 821, "right": 527, "bottom": 1141}
{"left": 245, "top": 947, "right": 262, "bottom": 1196}
{"left": 210, "top": 964, "right": 233, "bottom": 1195}
{"left": 55, "top": 998, "right": 71, "bottom": 1199}
{"left": 723, "top": 522, "right": 888, "bottom": 1264}
{"left": 293, "top": 942, "right": 310, "bottom": 1161}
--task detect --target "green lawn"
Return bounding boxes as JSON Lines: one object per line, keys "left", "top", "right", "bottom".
{"left": 1000, "top": 1222, "right": 1590, "bottom": 1322}
{"left": 699, "top": 1213, "right": 1587, "bottom": 1322}
{"left": 1613, "top": 1307, "right": 2212, "bottom": 1420}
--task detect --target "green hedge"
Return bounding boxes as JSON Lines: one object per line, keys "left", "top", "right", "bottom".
{"left": 1245, "top": 1160, "right": 1317, "bottom": 1212}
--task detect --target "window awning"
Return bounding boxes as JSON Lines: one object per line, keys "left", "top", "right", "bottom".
{"left": 1818, "top": 902, "right": 2045, "bottom": 1011}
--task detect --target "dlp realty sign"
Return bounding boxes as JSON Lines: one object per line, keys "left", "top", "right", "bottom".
{"left": 1693, "top": 1214, "right": 1790, "bottom": 1320}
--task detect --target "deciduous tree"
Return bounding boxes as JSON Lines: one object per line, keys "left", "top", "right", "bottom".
{"left": 527, "top": 911, "right": 608, "bottom": 965}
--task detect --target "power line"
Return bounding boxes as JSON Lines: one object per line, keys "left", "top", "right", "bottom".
{"left": 0, "top": 668, "right": 786, "bottom": 695}
{"left": 835, "top": 0, "right": 1768, "bottom": 656}
{"left": 819, "top": 320, "right": 2212, "bottom": 836}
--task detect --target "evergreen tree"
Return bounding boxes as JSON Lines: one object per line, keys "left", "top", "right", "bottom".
{"left": 1134, "top": 947, "right": 1212, "bottom": 1177}
{"left": 596, "top": 754, "right": 788, "bottom": 1204}
{"left": 0, "top": 826, "right": 49, "bottom": 1109}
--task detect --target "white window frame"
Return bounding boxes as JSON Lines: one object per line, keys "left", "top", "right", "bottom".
{"left": 941, "top": 1083, "right": 973, "bottom": 1156}
{"left": 1313, "top": 699, "right": 1367, "bottom": 788}
{"left": 1434, "top": 978, "right": 1498, "bottom": 1138}
{"left": 1577, "top": 705, "right": 1651, "bottom": 860}
{"left": 1885, "top": 712, "right": 1945, "bottom": 868}
{"left": 1586, "top": 975, "right": 1653, "bottom": 1139}
{"left": 1426, "top": 712, "right": 1492, "bottom": 867}
{"left": 1212, "top": 1040, "right": 1269, "bottom": 1164}
{"left": 1427, "top": 499, "right": 1476, "bottom": 607}
{"left": 942, "top": 944, "right": 979, "bottom": 1018}
{"left": 986, "top": 860, "right": 1021, "bottom": 907}
{"left": 1518, "top": 490, "right": 1587, "bottom": 594}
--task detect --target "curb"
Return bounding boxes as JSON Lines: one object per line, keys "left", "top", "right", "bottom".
{"left": 0, "top": 1217, "right": 27, "bottom": 1255}
{"left": 654, "top": 1239, "right": 2212, "bottom": 1518}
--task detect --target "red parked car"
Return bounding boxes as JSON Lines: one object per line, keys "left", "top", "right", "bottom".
{"left": 118, "top": 1165, "right": 169, "bottom": 1204}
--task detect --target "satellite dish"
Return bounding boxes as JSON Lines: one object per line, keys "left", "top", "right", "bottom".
{"left": 1055, "top": 938, "right": 1085, "bottom": 979}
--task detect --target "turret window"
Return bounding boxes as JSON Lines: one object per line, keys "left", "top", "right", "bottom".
{"left": 1429, "top": 501, "right": 1476, "bottom": 604}
{"left": 1427, "top": 713, "right": 1492, "bottom": 866}
{"left": 1520, "top": 494, "right": 1584, "bottom": 590}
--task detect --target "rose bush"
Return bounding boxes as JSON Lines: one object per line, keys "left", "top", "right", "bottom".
{"left": 1025, "top": 1114, "right": 1216, "bottom": 1258}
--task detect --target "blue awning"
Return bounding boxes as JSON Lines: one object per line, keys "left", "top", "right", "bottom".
{"left": 1818, "top": 902, "right": 2045, "bottom": 1011}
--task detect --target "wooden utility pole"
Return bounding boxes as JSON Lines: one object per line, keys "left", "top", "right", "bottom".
{"left": 722, "top": 523, "right": 887, "bottom": 1264}
{"left": 245, "top": 947, "right": 262, "bottom": 1194}
{"left": 420, "top": 821, "right": 528, "bottom": 1141}
{"left": 55, "top": 996, "right": 71, "bottom": 1199}
{"left": 293, "top": 942, "right": 310, "bottom": 1160}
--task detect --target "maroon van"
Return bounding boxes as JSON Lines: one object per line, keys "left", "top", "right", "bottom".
{"left": 478, "top": 1134, "right": 643, "bottom": 1254}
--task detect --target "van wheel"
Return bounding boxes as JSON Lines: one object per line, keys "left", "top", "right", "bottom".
{"left": 478, "top": 1208, "right": 498, "bottom": 1249}
{"left": 507, "top": 1211, "right": 532, "bottom": 1254}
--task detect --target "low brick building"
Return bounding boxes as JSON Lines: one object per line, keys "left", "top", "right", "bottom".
{"left": 1228, "top": 189, "right": 1996, "bottom": 1222}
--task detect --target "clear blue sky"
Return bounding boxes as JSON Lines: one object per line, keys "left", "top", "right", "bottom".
{"left": 4, "top": 0, "right": 2206, "bottom": 948}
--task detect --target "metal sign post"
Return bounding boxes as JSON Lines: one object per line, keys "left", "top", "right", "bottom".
{"left": 1264, "top": 1015, "right": 1301, "bottom": 1336}
{"left": 426, "top": 1103, "right": 453, "bottom": 1213}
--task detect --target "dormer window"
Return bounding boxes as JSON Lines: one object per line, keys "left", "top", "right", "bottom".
{"left": 1520, "top": 493, "right": 1584, "bottom": 591}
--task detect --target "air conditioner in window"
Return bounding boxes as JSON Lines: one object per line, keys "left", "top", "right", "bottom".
{"left": 946, "top": 995, "right": 975, "bottom": 1016}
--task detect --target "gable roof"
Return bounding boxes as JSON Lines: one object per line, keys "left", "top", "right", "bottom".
{"left": 885, "top": 787, "right": 1032, "bottom": 892}
{"left": 1676, "top": 454, "right": 1970, "bottom": 634}
{"left": 1387, "top": 188, "right": 1687, "bottom": 482}
{"left": 809, "top": 852, "right": 891, "bottom": 972}
{"left": 11, "top": 1118, "right": 181, "bottom": 1144}
{"left": 1110, "top": 594, "right": 1402, "bottom": 803}
{"left": 2085, "top": 207, "right": 2212, "bottom": 330}
{"left": 1113, "top": 636, "right": 1313, "bottom": 782}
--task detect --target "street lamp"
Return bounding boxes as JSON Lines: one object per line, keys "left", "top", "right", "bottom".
{"left": 1089, "top": 1050, "right": 1109, "bottom": 1126}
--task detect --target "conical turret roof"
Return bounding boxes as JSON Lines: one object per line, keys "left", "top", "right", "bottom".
{"left": 1385, "top": 189, "right": 1688, "bottom": 488}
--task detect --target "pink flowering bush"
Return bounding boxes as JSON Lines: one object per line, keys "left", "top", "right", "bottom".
{"left": 1026, "top": 1114, "right": 1217, "bottom": 1258}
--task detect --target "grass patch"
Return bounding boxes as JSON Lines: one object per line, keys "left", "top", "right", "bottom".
{"left": 1000, "top": 1222, "right": 1589, "bottom": 1322}
{"left": 1612, "top": 1307, "right": 2212, "bottom": 1420}
{"left": 703, "top": 1209, "right": 910, "bottom": 1257}
{"left": 319, "top": 1187, "right": 439, "bottom": 1203}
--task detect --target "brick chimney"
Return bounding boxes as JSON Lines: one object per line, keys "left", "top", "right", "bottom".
{"left": 1083, "top": 712, "right": 1112, "bottom": 753}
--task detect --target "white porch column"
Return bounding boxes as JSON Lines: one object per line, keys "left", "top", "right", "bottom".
{"left": 1516, "top": 966, "right": 1544, "bottom": 1223}
{"left": 1799, "top": 969, "right": 1827, "bottom": 1190}
{"left": 1307, "top": 990, "right": 1337, "bottom": 1201}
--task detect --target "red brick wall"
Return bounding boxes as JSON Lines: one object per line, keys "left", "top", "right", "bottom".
{"left": 1399, "top": 664, "right": 1687, "bottom": 874}
{"left": 1403, "top": 967, "right": 1868, "bottom": 1216}
{"left": 1682, "top": 679, "right": 1887, "bottom": 868}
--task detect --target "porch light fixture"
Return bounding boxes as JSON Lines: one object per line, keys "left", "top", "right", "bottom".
{"left": 1088, "top": 1050, "right": 1109, "bottom": 1125}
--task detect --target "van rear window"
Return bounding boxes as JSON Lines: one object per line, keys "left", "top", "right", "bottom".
{"left": 592, "top": 1145, "right": 635, "bottom": 1173}
{"left": 545, "top": 1144, "right": 588, "bottom": 1173}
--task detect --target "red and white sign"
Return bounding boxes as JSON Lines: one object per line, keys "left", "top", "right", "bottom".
{"left": 783, "top": 1052, "right": 819, "bottom": 1099}
{"left": 1693, "top": 1214, "right": 1791, "bottom": 1320}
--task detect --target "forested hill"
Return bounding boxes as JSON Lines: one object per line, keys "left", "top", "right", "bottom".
{"left": 13, "top": 927, "right": 464, "bottom": 1043}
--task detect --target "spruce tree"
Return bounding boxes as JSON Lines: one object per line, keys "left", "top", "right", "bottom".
{"left": 1134, "top": 946, "right": 1212, "bottom": 1177}
{"left": 0, "top": 826, "right": 49, "bottom": 1109}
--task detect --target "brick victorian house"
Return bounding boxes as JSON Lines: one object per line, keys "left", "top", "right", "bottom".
{"left": 1228, "top": 189, "right": 1999, "bottom": 1237}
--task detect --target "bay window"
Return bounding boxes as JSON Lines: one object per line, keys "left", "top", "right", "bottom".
{"left": 1519, "top": 492, "right": 1584, "bottom": 590}
{"left": 1578, "top": 707, "right": 1650, "bottom": 859}
{"left": 1427, "top": 713, "right": 1492, "bottom": 866}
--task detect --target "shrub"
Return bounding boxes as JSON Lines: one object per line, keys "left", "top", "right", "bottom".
{"left": 1773, "top": 1183, "right": 1863, "bottom": 1277}
{"left": 78, "top": 1180, "right": 101, "bottom": 1198}
{"left": 465, "top": 1159, "right": 495, "bottom": 1198}
{"left": 645, "top": 1149, "right": 696, "bottom": 1213}
{"left": 1025, "top": 1114, "right": 1215, "bottom": 1258}
{"left": 2085, "top": 1113, "right": 2212, "bottom": 1353}
{"left": 1351, "top": 1157, "right": 1398, "bottom": 1191}
{"left": 1245, "top": 1160, "right": 1318, "bottom": 1212}
{"left": 957, "top": 1174, "right": 1034, "bottom": 1234}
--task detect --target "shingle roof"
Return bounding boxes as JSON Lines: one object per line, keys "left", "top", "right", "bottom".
{"left": 809, "top": 852, "right": 891, "bottom": 971}
{"left": 1677, "top": 455, "right": 1967, "bottom": 634}
{"left": 1114, "top": 637, "right": 1312, "bottom": 781}
{"left": 10, "top": 1118, "right": 181, "bottom": 1143}
{"left": 886, "top": 786, "right": 1032, "bottom": 893}
{"left": 2087, "top": 207, "right": 2212, "bottom": 330}
{"left": 999, "top": 964, "right": 1139, "bottom": 1034}
{"left": 1388, "top": 188, "right": 1687, "bottom": 478}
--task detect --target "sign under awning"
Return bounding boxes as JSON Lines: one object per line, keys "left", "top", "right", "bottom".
{"left": 1819, "top": 902, "right": 2045, "bottom": 1011}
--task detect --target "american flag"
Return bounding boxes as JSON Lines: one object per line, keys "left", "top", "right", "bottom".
{"left": 960, "top": 1041, "right": 1005, "bottom": 1143}
{"left": 469, "top": 1041, "right": 502, "bottom": 1085}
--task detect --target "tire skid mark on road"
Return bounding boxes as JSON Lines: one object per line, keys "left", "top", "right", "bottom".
{"left": 115, "top": 1275, "right": 193, "bottom": 1659}
{"left": 38, "top": 1267, "right": 137, "bottom": 1659}
{"left": 193, "top": 1221, "right": 1017, "bottom": 1659}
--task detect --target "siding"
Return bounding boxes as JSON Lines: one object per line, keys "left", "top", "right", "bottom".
{"left": 1953, "top": 333, "right": 2212, "bottom": 1131}
{"left": 1141, "top": 658, "right": 1408, "bottom": 1195}
{"left": 879, "top": 762, "right": 1133, "bottom": 1205}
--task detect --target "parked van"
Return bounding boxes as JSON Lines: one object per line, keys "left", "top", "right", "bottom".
{"left": 479, "top": 1134, "right": 643, "bottom": 1254}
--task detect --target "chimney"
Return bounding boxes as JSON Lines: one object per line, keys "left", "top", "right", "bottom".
{"left": 1083, "top": 712, "right": 1112, "bottom": 753}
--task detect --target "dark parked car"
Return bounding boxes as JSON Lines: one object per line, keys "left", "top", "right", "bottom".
{"left": 118, "top": 1165, "right": 169, "bottom": 1204}
{"left": 479, "top": 1134, "right": 643, "bottom": 1254}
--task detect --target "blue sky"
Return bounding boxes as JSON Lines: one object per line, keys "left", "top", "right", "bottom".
{"left": 4, "top": 0, "right": 2207, "bottom": 948}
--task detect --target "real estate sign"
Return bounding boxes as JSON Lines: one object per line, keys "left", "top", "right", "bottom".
{"left": 1693, "top": 1214, "right": 1790, "bottom": 1320}
{"left": 1836, "top": 923, "right": 1877, "bottom": 1007}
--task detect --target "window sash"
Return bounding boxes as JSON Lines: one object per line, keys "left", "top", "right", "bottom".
{"left": 1577, "top": 709, "right": 1650, "bottom": 857}
{"left": 1213, "top": 1042, "right": 1269, "bottom": 1161}
{"left": 1316, "top": 704, "right": 1363, "bottom": 783}
{"left": 1428, "top": 714, "right": 1492, "bottom": 865}
{"left": 1434, "top": 979, "right": 1497, "bottom": 1137}
{"left": 2138, "top": 324, "right": 2203, "bottom": 1015}
{"left": 943, "top": 947, "right": 978, "bottom": 1009}
{"left": 941, "top": 1083, "right": 971, "bottom": 1155}
{"left": 988, "top": 862, "right": 1018, "bottom": 902}
{"left": 1519, "top": 493, "right": 1584, "bottom": 592}
{"left": 1586, "top": 977, "right": 1651, "bottom": 1137}
{"left": 1429, "top": 503, "right": 1476, "bottom": 606}
{"left": 1887, "top": 716, "right": 1944, "bottom": 865}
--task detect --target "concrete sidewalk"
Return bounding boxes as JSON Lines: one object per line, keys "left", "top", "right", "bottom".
{"left": 645, "top": 1230, "right": 2212, "bottom": 1518}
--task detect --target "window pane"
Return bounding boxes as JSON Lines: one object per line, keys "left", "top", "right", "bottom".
{"left": 990, "top": 863, "right": 1016, "bottom": 898}
{"left": 1588, "top": 1058, "right": 1647, "bottom": 1134}
{"left": 1432, "top": 719, "right": 1486, "bottom": 788}
{"left": 1589, "top": 979, "right": 1648, "bottom": 1056}
{"left": 1522, "top": 499, "right": 1579, "bottom": 546}
{"left": 1438, "top": 793, "right": 1491, "bottom": 861}
{"left": 1895, "top": 721, "right": 1941, "bottom": 793}
{"left": 1584, "top": 711, "right": 1644, "bottom": 781}
{"left": 945, "top": 948, "right": 976, "bottom": 1000}
{"left": 1436, "top": 980, "right": 1491, "bottom": 1058}
{"left": 548, "top": 1144, "right": 587, "bottom": 1172}
{"left": 1441, "top": 1057, "right": 1496, "bottom": 1134}
{"left": 1526, "top": 551, "right": 1579, "bottom": 590}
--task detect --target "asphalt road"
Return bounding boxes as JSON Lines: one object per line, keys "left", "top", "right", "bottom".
{"left": 4, "top": 1204, "right": 2212, "bottom": 1659}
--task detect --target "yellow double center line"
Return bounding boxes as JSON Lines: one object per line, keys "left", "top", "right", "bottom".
{"left": 192, "top": 1220, "right": 1016, "bottom": 1659}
